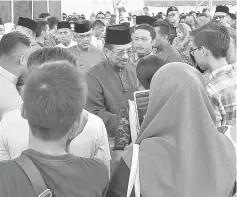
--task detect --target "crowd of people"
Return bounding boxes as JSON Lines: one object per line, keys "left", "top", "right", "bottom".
{"left": 0, "top": 3, "right": 236, "bottom": 197}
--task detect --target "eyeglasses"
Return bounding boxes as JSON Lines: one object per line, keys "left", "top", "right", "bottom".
{"left": 213, "top": 15, "right": 227, "bottom": 20}
{"left": 111, "top": 48, "right": 133, "bottom": 58}
{"left": 75, "top": 33, "right": 92, "bottom": 40}
{"left": 190, "top": 47, "right": 201, "bottom": 56}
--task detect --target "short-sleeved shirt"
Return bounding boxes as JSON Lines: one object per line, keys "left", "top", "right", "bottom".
{"left": 0, "top": 66, "right": 22, "bottom": 120}
{"left": 154, "top": 44, "right": 182, "bottom": 64}
{"left": 86, "top": 59, "right": 138, "bottom": 137}
{"left": 68, "top": 45, "right": 105, "bottom": 73}
{"left": 0, "top": 109, "right": 111, "bottom": 171}
{"left": 0, "top": 149, "right": 109, "bottom": 197}
{"left": 206, "top": 64, "right": 236, "bottom": 127}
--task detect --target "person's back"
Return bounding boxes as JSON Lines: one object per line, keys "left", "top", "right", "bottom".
{"left": 0, "top": 150, "right": 108, "bottom": 197}
{"left": 0, "top": 61, "right": 109, "bottom": 196}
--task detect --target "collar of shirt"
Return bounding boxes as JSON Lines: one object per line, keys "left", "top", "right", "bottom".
{"left": 57, "top": 40, "right": 77, "bottom": 48}
{"left": 135, "top": 51, "right": 153, "bottom": 63}
{"left": 0, "top": 66, "right": 18, "bottom": 85}
{"left": 209, "top": 64, "right": 234, "bottom": 80}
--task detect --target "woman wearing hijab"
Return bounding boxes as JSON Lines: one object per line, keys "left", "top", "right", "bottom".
{"left": 107, "top": 63, "right": 236, "bottom": 197}
{"left": 172, "top": 23, "right": 194, "bottom": 66}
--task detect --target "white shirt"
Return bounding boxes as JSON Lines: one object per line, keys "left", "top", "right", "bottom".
{"left": 56, "top": 40, "right": 77, "bottom": 49}
{"left": 0, "top": 109, "right": 111, "bottom": 170}
{"left": 91, "top": 35, "right": 104, "bottom": 51}
{"left": 0, "top": 66, "right": 23, "bottom": 119}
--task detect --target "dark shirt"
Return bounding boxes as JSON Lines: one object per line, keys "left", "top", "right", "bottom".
{"left": 0, "top": 149, "right": 109, "bottom": 197}
{"left": 154, "top": 44, "right": 182, "bottom": 64}
{"left": 86, "top": 59, "right": 138, "bottom": 137}
{"left": 68, "top": 45, "right": 105, "bottom": 73}
{"left": 170, "top": 24, "right": 177, "bottom": 45}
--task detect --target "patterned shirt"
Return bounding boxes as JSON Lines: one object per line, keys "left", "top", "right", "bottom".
{"left": 206, "top": 64, "right": 236, "bottom": 127}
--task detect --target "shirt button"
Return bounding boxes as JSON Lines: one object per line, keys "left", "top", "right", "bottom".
{"left": 125, "top": 90, "right": 128, "bottom": 92}
{"left": 123, "top": 83, "right": 125, "bottom": 85}
{"left": 121, "top": 76, "right": 123, "bottom": 78}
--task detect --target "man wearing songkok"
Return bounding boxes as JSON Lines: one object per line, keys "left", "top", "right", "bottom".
{"left": 136, "top": 15, "right": 156, "bottom": 26}
{"left": 86, "top": 25, "right": 138, "bottom": 146}
{"left": 56, "top": 21, "right": 77, "bottom": 48}
{"left": 133, "top": 24, "right": 156, "bottom": 63}
{"left": 191, "top": 25, "right": 236, "bottom": 127}
{"left": 214, "top": 5, "right": 231, "bottom": 27}
{"left": 0, "top": 18, "right": 5, "bottom": 40}
{"left": 0, "top": 32, "right": 31, "bottom": 119}
{"left": 0, "top": 47, "right": 111, "bottom": 172}
{"left": 14, "top": 17, "right": 40, "bottom": 51}
{"left": 152, "top": 20, "right": 181, "bottom": 63}
{"left": 68, "top": 20, "right": 105, "bottom": 73}
{"left": 166, "top": 6, "right": 180, "bottom": 44}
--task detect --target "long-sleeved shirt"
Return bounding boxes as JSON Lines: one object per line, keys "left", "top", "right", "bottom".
{"left": 85, "top": 59, "right": 138, "bottom": 137}
{"left": 206, "top": 64, "right": 236, "bottom": 127}
{"left": 0, "top": 66, "right": 22, "bottom": 120}
{"left": 68, "top": 45, "right": 105, "bottom": 73}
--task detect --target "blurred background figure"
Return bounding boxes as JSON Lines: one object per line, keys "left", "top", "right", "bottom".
{"left": 185, "top": 14, "right": 196, "bottom": 30}
{"left": 96, "top": 11, "right": 106, "bottom": 24}
{"left": 91, "top": 20, "right": 105, "bottom": 50}
{"left": 107, "top": 14, "right": 116, "bottom": 26}
{"left": 143, "top": 6, "right": 150, "bottom": 16}
{"left": 62, "top": 13, "right": 67, "bottom": 21}
{"left": 35, "top": 20, "right": 49, "bottom": 47}
{"left": 45, "top": 16, "right": 59, "bottom": 47}
{"left": 202, "top": 8, "right": 212, "bottom": 20}
{"left": 38, "top": 13, "right": 51, "bottom": 21}
{"left": 0, "top": 18, "right": 5, "bottom": 40}
{"left": 105, "top": 11, "right": 111, "bottom": 25}
{"left": 213, "top": 5, "right": 231, "bottom": 27}
{"left": 229, "top": 13, "right": 236, "bottom": 29}
{"left": 90, "top": 13, "right": 96, "bottom": 23}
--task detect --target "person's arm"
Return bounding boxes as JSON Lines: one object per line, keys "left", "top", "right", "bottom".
{"left": 94, "top": 120, "right": 111, "bottom": 176}
{"left": 0, "top": 122, "right": 11, "bottom": 161}
{"left": 86, "top": 73, "right": 117, "bottom": 136}
{"left": 206, "top": 85, "right": 225, "bottom": 127}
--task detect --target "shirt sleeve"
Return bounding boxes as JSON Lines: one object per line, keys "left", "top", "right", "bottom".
{"left": 206, "top": 85, "right": 226, "bottom": 127}
{"left": 86, "top": 73, "right": 117, "bottom": 136}
{"left": 94, "top": 121, "right": 111, "bottom": 175}
{"left": 0, "top": 122, "right": 10, "bottom": 161}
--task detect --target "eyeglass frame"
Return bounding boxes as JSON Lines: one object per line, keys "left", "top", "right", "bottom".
{"left": 190, "top": 47, "right": 201, "bottom": 56}
{"left": 213, "top": 14, "right": 228, "bottom": 20}
{"left": 110, "top": 47, "right": 134, "bottom": 59}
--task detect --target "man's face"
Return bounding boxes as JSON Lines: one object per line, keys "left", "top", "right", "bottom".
{"left": 106, "top": 43, "right": 133, "bottom": 68}
{"left": 95, "top": 26, "right": 105, "bottom": 38}
{"left": 57, "top": 28, "right": 72, "bottom": 45}
{"left": 204, "top": 10, "right": 210, "bottom": 16}
{"left": 154, "top": 27, "right": 165, "bottom": 48}
{"left": 190, "top": 42, "right": 209, "bottom": 70}
{"left": 167, "top": 11, "right": 179, "bottom": 23}
{"left": 143, "top": 8, "right": 149, "bottom": 15}
{"left": 214, "top": 12, "right": 230, "bottom": 26}
{"left": 105, "top": 13, "right": 111, "bottom": 20}
{"left": 0, "top": 25, "right": 5, "bottom": 36}
{"left": 96, "top": 14, "right": 106, "bottom": 23}
{"left": 185, "top": 16, "right": 195, "bottom": 26}
{"left": 133, "top": 29, "right": 154, "bottom": 57}
{"left": 74, "top": 31, "right": 92, "bottom": 50}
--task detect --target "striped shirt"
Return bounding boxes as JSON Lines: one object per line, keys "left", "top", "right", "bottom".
{"left": 206, "top": 64, "right": 236, "bottom": 127}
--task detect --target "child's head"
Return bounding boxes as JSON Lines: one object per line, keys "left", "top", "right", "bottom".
{"left": 176, "top": 23, "right": 191, "bottom": 39}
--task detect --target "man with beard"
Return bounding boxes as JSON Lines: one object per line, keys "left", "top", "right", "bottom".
{"left": 56, "top": 21, "right": 77, "bottom": 48}
{"left": 68, "top": 20, "right": 105, "bottom": 73}
{"left": 86, "top": 25, "right": 138, "bottom": 144}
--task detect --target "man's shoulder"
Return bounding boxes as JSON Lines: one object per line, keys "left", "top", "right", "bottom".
{"left": 86, "top": 110, "right": 104, "bottom": 125}
{"left": 87, "top": 60, "right": 106, "bottom": 76}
